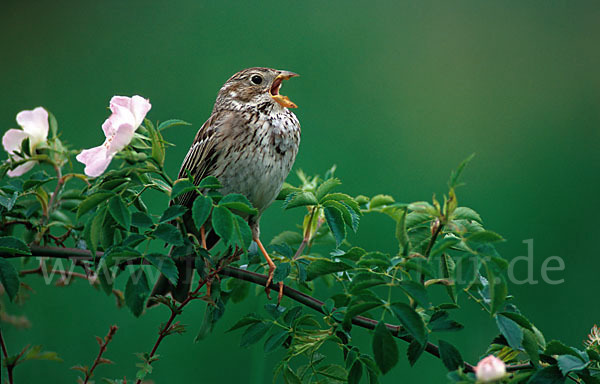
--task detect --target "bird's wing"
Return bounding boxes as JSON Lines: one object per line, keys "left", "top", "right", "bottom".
{"left": 176, "top": 110, "right": 241, "bottom": 208}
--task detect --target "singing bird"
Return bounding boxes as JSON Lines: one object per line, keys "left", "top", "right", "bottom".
{"left": 150, "top": 67, "right": 301, "bottom": 304}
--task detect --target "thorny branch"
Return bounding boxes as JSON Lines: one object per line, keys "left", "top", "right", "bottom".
{"left": 79, "top": 325, "right": 118, "bottom": 384}
{"left": 0, "top": 246, "right": 537, "bottom": 375}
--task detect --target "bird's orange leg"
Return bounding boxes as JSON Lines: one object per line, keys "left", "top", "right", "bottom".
{"left": 254, "top": 237, "right": 283, "bottom": 303}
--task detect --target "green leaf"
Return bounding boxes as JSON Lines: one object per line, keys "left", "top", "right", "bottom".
{"left": 344, "top": 295, "right": 385, "bottom": 326}
{"left": 273, "top": 262, "right": 291, "bottom": 284}
{"left": 21, "top": 345, "right": 62, "bottom": 362}
{"left": 0, "top": 258, "right": 20, "bottom": 301}
{"left": 483, "top": 260, "right": 507, "bottom": 314}
{"left": 545, "top": 340, "right": 582, "bottom": 359}
{"left": 197, "top": 176, "right": 222, "bottom": 189}
{"left": 226, "top": 314, "right": 263, "bottom": 332}
{"left": 527, "top": 365, "right": 565, "bottom": 384}
{"left": 108, "top": 196, "right": 131, "bottom": 230}
{"left": 498, "top": 312, "right": 534, "bottom": 332}
{"left": 211, "top": 205, "right": 234, "bottom": 243}
{"left": 496, "top": 314, "right": 523, "bottom": 349}
{"left": 192, "top": 195, "right": 213, "bottom": 229}
{"left": 357, "top": 252, "right": 391, "bottom": 269}
{"left": 316, "top": 178, "right": 342, "bottom": 201}
{"left": 264, "top": 331, "right": 289, "bottom": 353}
{"left": 171, "top": 179, "right": 196, "bottom": 200}
{"left": 398, "top": 280, "right": 430, "bottom": 308}
{"left": 88, "top": 208, "right": 107, "bottom": 256}
{"left": 451, "top": 207, "right": 482, "bottom": 223}
{"left": 430, "top": 237, "right": 461, "bottom": 258}
{"left": 372, "top": 321, "right": 398, "bottom": 374}
{"left": 454, "top": 254, "right": 479, "bottom": 291}
{"left": 158, "top": 119, "right": 191, "bottom": 131}
{"left": 77, "top": 192, "right": 113, "bottom": 218}
{"left": 428, "top": 311, "right": 464, "bottom": 332}
{"left": 347, "top": 360, "right": 363, "bottom": 384}
{"left": 283, "top": 191, "right": 318, "bottom": 209}
{"left": 153, "top": 223, "right": 183, "bottom": 246}
{"left": 240, "top": 321, "right": 270, "bottom": 347}
{"left": 321, "top": 193, "right": 361, "bottom": 214}
{"left": 466, "top": 230, "right": 504, "bottom": 244}
{"left": 448, "top": 153, "right": 475, "bottom": 189}
{"left": 219, "top": 194, "right": 258, "bottom": 215}
{"left": 407, "top": 339, "right": 427, "bottom": 366}
{"left": 522, "top": 329, "right": 541, "bottom": 368}
{"left": 125, "top": 269, "right": 150, "bottom": 317}
{"left": 131, "top": 211, "right": 154, "bottom": 228}
{"left": 389, "top": 302, "right": 427, "bottom": 344}
{"left": 557, "top": 355, "right": 588, "bottom": 375}
{"left": 438, "top": 340, "right": 463, "bottom": 371}
{"left": 318, "top": 364, "right": 348, "bottom": 381}
{"left": 231, "top": 215, "right": 252, "bottom": 249}
{"left": 283, "top": 365, "right": 302, "bottom": 384}
{"left": 147, "top": 118, "right": 165, "bottom": 167}
{"left": 159, "top": 205, "right": 188, "bottom": 223}
{"left": 0, "top": 236, "right": 31, "bottom": 255}
{"left": 324, "top": 206, "right": 346, "bottom": 247}
{"left": 306, "top": 259, "right": 353, "bottom": 281}
{"left": 395, "top": 207, "right": 409, "bottom": 254}
{"left": 146, "top": 254, "right": 178, "bottom": 286}
{"left": 369, "top": 194, "right": 395, "bottom": 209}
{"left": 348, "top": 273, "right": 386, "bottom": 293}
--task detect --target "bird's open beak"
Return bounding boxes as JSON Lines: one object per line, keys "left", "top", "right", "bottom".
{"left": 270, "top": 71, "right": 299, "bottom": 108}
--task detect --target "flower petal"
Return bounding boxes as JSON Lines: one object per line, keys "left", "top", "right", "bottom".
{"left": 16, "top": 107, "right": 49, "bottom": 148}
{"left": 129, "top": 95, "right": 152, "bottom": 127}
{"left": 107, "top": 123, "right": 135, "bottom": 155}
{"left": 76, "top": 145, "right": 113, "bottom": 177}
{"left": 2, "top": 129, "right": 29, "bottom": 155}
{"left": 7, "top": 161, "right": 36, "bottom": 177}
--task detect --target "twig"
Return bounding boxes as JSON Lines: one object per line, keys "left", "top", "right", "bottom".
{"left": 420, "top": 219, "right": 443, "bottom": 284}
{"left": 82, "top": 325, "right": 118, "bottom": 384}
{"left": 0, "top": 246, "right": 536, "bottom": 375}
{"left": 0, "top": 328, "right": 15, "bottom": 384}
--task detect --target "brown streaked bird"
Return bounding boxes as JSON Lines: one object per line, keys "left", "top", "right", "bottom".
{"left": 150, "top": 67, "right": 301, "bottom": 305}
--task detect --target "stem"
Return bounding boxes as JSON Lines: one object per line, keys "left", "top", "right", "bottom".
{"left": 1, "top": 246, "right": 539, "bottom": 375}
{"left": 83, "top": 325, "right": 118, "bottom": 384}
{"left": 420, "top": 221, "right": 443, "bottom": 284}
{"left": 0, "top": 328, "right": 14, "bottom": 384}
{"left": 293, "top": 207, "right": 317, "bottom": 260}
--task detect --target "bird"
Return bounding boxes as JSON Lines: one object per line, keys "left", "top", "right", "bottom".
{"left": 150, "top": 67, "right": 301, "bottom": 305}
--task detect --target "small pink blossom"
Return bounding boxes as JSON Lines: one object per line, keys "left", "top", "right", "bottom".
{"left": 2, "top": 107, "right": 49, "bottom": 177}
{"left": 475, "top": 355, "right": 506, "bottom": 382}
{"left": 76, "top": 95, "right": 151, "bottom": 177}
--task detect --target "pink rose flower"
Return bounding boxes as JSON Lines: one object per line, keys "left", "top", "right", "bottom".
{"left": 2, "top": 107, "right": 49, "bottom": 177}
{"left": 76, "top": 95, "right": 151, "bottom": 177}
{"left": 475, "top": 355, "right": 506, "bottom": 382}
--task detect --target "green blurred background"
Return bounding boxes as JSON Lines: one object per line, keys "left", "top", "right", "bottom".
{"left": 1, "top": 1, "right": 599, "bottom": 382}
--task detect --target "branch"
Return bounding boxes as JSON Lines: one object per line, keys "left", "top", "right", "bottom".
{"left": 0, "top": 328, "right": 14, "bottom": 384}
{"left": 80, "top": 325, "right": 118, "bottom": 384}
{"left": 1, "top": 246, "right": 539, "bottom": 375}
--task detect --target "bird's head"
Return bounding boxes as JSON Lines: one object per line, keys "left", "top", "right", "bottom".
{"left": 215, "top": 67, "right": 298, "bottom": 111}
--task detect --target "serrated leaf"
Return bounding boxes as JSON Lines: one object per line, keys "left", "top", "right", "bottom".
{"left": 212, "top": 205, "right": 234, "bottom": 243}
{"left": 219, "top": 193, "right": 258, "bottom": 215}
{"left": 191, "top": 194, "right": 212, "bottom": 230}
{"left": 454, "top": 254, "right": 479, "bottom": 291}
{"left": 198, "top": 176, "right": 222, "bottom": 189}
{"left": 407, "top": 339, "right": 427, "bottom": 366}
{"left": 306, "top": 259, "right": 353, "bottom": 281}
{"left": 153, "top": 223, "right": 183, "bottom": 246}
{"left": 283, "top": 191, "right": 318, "bottom": 209}
{"left": 372, "top": 321, "right": 398, "bottom": 374}
{"left": 438, "top": 340, "right": 463, "bottom": 371}
{"left": 496, "top": 314, "right": 523, "bottom": 349}
{"left": 283, "top": 365, "right": 302, "bottom": 384}
{"left": 318, "top": 364, "right": 348, "bottom": 381}
{"left": 369, "top": 194, "right": 395, "bottom": 209}
{"left": 324, "top": 206, "right": 346, "bottom": 247}
{"left": 0, "top": 258, "right": 20, "bottom": 301}
{"left": 170, "top": 179, "right": 196, "bottom": 200}
{"left": 452, "top": 207, "right": 482, "bottom": 223}
{"left": 146, "top": 254, "right": 178, "bottom": 286}
{"left": 125, "top": 269, "right": 149, "bottom": 317}
{"left": 159, "top": 205, "right": 188, "bottom": 223}
{"left": 467, "top": 230, "right": 504, "bottom": 244}
{"left": 527, "top": 365, "right": 566, "bottom": 384}
{"left": 428, "top": 311, "right": 464, "bottom": 332}
{"left": 240, "top": 321, "right": 270, "bottom": 347}
{"left": 316, "top": 178, "right": 342, "bottom": 201}
{"left": 389, "top": 302, "right": 426, "bottom": 344}
{"left": 158, "top": 119, "right": 191, "bottom": 130}
{"left": 348, "top": 360, "right": 363, "bottom": 384}
{"left": 484, "top": 260, "right": 507, "bottom": 314}
{"left": 0, "top": 236, "right": 31, "bottom": 255}
{"left": 226, "top": 314, "right": 263, "bottom": 332}
{"left": 344, "top": 295, "right": 384, "bottom": 326}
{"left": 545, "top": 340, "right": 582, "bottom": 359}
{"left": 131, "top": 211, "right": 154, "bottom": 228}
{"left": 523, "top": 329, "right": 541, "bottom": 368}
{"left": 77, "top": 192, "right": 113, "bottom": 218}
{"left": 348, "top": 273, "right": 386, "bottom": 293}
{"left": 398, "top": 280, "right": 430, "bottom": 308}
{"left": 231, "top": 215, "right": 252, "bottom": 249}
{"left": 108, "top": 196, "right": 131, "bottom": 230}
{"left": 264, "top": 331, "right": 289, "bottom": 353}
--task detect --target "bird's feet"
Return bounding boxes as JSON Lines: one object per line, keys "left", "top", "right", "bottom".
{"left": 255, "top": 237, "right": 284, "bottom": 306}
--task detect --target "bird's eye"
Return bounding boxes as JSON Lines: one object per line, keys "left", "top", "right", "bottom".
{"left": 251, "top": 75, "right": 263, "bottom": 85}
